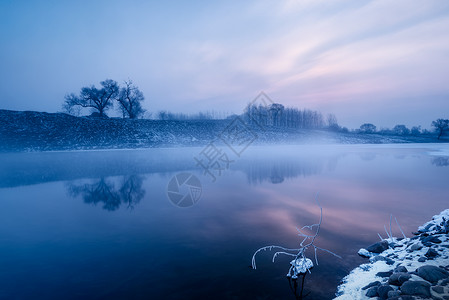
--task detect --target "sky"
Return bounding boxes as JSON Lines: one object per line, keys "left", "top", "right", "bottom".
{"left": 1, "top": 0, "right": 449, "bottom": 129}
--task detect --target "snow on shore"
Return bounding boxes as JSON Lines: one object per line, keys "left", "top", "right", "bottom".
{"left": 335, "top": 210, "right": 449, "bottom": 299}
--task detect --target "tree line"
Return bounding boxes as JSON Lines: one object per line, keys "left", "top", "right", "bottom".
{"left": 63, "top": 79, "right": 145, "bottom": 119}
{"left": 62, "top": 82, "right": 448, "bottom": 139}
{"left": 358, "top": 119, "right": 449, "bottom": 139}
{"left": 244, "top": 103, "right": 326, "bottom": 129}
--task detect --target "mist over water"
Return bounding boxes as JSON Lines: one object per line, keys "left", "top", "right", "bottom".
{"left": 0, "top": 144, "right": 448, "bottom": 299}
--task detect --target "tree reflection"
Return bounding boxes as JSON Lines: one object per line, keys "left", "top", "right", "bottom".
{"left": 67, "top": 175, "right": 145, "bottom": 211}
{"left": 288, "top": 273, "right": 310, "bottom": 299}
{"left": 119, "top": 175, "right": 145, "bottom": 209}
{"left": 431, "top": 156, "right": 449, "bottom": 167}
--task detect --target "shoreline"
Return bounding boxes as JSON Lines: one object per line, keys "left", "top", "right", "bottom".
{"left": 335, "top": 210, "right": 449, "bottom": 299}
{"left": 1, "top": 109, "right": 448, "bottom": 152}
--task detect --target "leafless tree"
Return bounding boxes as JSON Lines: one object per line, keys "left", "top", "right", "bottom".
{"left": 411, "top": 126, "right": 421, "bottom": 136}
{"left": 327, "top": 113, "right": 340, "bottom": 131}
{"left": 116, "top": 80, "right": 145, "bottom": 119}
{"left": 392, "top": 124, "right": 410, "bottom": 136}
{"left": 64, "top": 79, "right": 119, "bottom": 117}
{"left": 359, "top": 123, "right": 376, "bottom": 134}
{"left": 431, "top": 119, "right": 449, "bottom": 140}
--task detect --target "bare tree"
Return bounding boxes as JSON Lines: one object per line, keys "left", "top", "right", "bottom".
{"left": 327, "top": 113, "right": 339, "bottom": 131}
{"left": 116, "top": 80, "right": 145, "bottom": 119}
{"left": 411, "top": 126, "right": 421, "bottom": 136}
{"left": 359, "top": 123, "right": 376, "bottom": 134}
{"left": 392, "top": 124, "right": 410, "bottom": 136}
{"left": 431, "top": 119, "right": 449, "bottom": 140}
{"left": 64, "top": 79, "right": 119, "bottom": 117}
{"left": 269, "top": 103, "right": 284, "bottom": 126}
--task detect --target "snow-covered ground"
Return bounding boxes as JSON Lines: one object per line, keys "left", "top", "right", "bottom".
{"left": 0, "top": 109, "right": 447, "bottom": 152}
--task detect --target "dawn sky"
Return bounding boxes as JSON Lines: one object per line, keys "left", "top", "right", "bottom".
{"left": 1, "top": 0, "right": 448, "bottom": 129}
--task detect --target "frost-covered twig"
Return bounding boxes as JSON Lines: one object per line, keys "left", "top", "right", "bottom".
{"left": 394, "top": 216, "right": 407, "bottom": 239}
{"left": 378, "top": 214, "right": 407, "bottom": 242}
{"left": 251, "top": 194, "right": 341, "bottom": 279}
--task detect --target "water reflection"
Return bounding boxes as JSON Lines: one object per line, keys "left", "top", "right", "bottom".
{"left": 288, "top": 274, "right": 310, "bottom": 300}
{"left": 0, "top": 147, "right": 343, "bottom": 188}
{"left": 119, "top": 175, "right": 146, "bottom": 209}
{"left": 66, "top": 175, "right": 145, "bottom": 211}
{"left": 244, "top": 159, "right": 325, "bottom": 185}
{"left": 1, "top": 145, "right": 449, "bottom": 300}
{"left": 431, "top": 156, "right": 449, "bottom": 167}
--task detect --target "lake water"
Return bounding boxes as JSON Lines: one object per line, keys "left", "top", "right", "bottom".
{"left": 0, "top": 144, "right": 448, "bottom": 299}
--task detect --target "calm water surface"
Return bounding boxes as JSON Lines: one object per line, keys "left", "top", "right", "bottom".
{"left": 0, "top": 144, "right": 448, "bottom": 299}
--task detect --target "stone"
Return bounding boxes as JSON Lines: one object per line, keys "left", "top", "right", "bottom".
{"left": 366, "top": 240, "right": 389, "bottom": 253}
{"left": 377, "top": 284, "right": 393, "bottom": 299}
{"left": 418, "top": 257, "right": 427, "bottom": 262}
{"left": 417, "top": 265, "right": 449, "bottom": 283}
{"left": 421, "top": 235, "right": 442, "bottom": 244}
{"left": 358, "top": 248, "right": 372, "bottom": 258}
{"left": 432, "top": 285, "right": 444, "bottom": 294}
{"left": 425, "top": 247, "right": 439, "bottom": 259}
{"left": 365, "top": 286, "right": 378, "bottom": 297}
{"left": 409, "top": 243, "right": 423, "bottom": 251}
{"left": 370, "top": 255, "right": 395, "bottom": 265}
{"left": 387, "top": 290, "right": 401, "bottom": 298}
{"left": 400, "top": 280, "right": 431, "bottom": 298}
{"left": 389, "top": 272, "right": 411, "bottom": 286}
{"left": 376, "top": 270, "right": 393, "bottom": 278}
{"left": 362, "top": 281, "right": 381, "bottom": 290}
{"left": 394, "top": 265, "right": 408, "bottom": 273}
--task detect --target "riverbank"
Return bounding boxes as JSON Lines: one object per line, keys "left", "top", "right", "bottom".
{"left": 335, "top": 209, "right": 449, "bottom": 299}
{"left": 1, "top": 109, "right": 446, "bottom": 152}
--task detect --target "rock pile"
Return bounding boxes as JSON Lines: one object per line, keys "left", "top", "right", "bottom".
{"left": 335, "top": 209, "right": 449, "bottom": 299}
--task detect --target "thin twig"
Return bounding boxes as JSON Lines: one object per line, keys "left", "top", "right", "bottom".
{"left": 394, "top": 216, "right": 407, "bottom": 239}
{"left": 389, "top": 214, "right": 393, "bottom": 241}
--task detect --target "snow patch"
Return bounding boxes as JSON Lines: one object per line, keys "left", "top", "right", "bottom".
{"left": 335, "top": 261, "right": 391, "bottom": 299}
{"left": 357, "top": 248, "right": 373, "bottom": 258}
{"left": 290, "top": 258, "right": 313, "bottom": 276}
{"left": 418, "top": 209, "right": 449, "bottom": 234}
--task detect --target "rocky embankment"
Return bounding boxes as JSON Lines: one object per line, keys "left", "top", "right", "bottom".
{"left": 336, "top": 210, "right": 449, "bottom": 299}
{"left": 0, "top": 109, "right": 445, "bottom": 152}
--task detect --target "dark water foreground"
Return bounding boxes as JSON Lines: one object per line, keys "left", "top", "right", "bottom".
{"left": 0, "top": 144, "right": 448, "bottom": 299}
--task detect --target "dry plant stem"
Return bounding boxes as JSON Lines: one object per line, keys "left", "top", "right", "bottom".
{"left": 251, "top": 193, "right": 341, "bottom": 278}
{"left": 378, "top": 214, "right": 407, "bottom": 242}
{"left": 394, "top": 216, "right": 407, "bottom": 239}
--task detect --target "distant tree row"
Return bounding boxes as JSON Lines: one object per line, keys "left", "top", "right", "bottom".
{"left": 156, "top": 110, "right": 228, "bottom": 121}
{"left": 63, "top": 79, "right": 145, "bottom": 119}
{"left": 244, "top": 103, "right": 325, "bottom": 129}
{"left": 358, "top": 118, "right": 449, "bottom": 139}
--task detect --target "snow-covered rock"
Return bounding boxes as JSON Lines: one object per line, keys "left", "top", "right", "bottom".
{"left": 335, "top": 209, "right": 449, "bottom": 299}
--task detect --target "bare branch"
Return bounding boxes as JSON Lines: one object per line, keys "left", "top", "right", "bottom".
{"left": 251, "top": 194, "right": 340, "bottom": 279}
